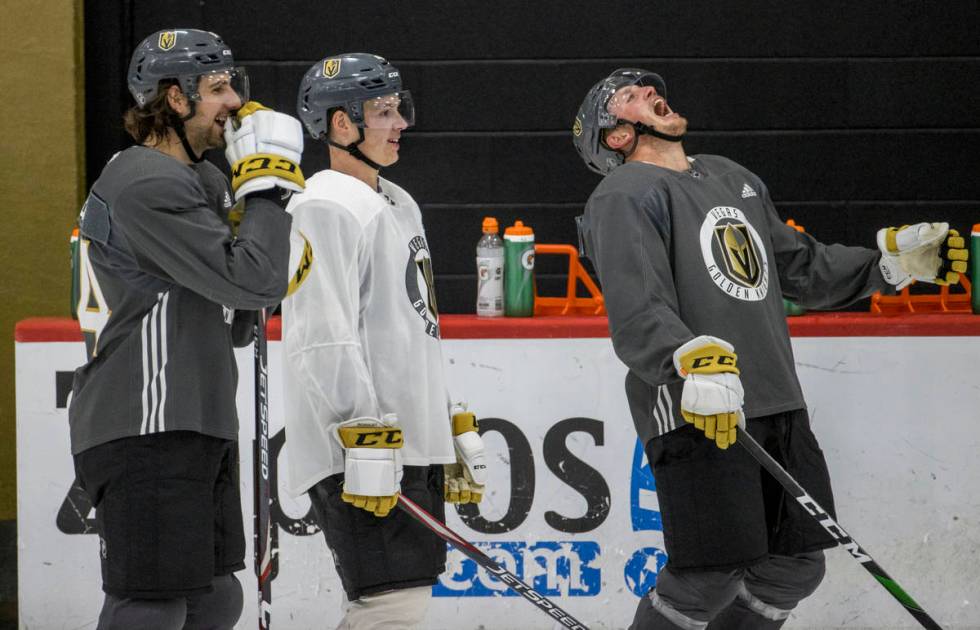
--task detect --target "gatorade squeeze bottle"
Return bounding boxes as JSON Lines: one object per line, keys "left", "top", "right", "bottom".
{"left": 476, "top": 217, "right": 504, "bottom": 317}
{"left": 972, "top": 224, "right": 980, "bottom": 314}
{"left": 504, "top": 220, "right": 535, "bottom": 317}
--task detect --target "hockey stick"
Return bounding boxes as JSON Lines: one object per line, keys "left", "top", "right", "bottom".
{"left": 736, "top": 429, "right": 943, "bottom": 630}
{"left": 253, "top": 308, "right": 277, "bottom": 629}
{"left": 397, "top": 495, "right": 591, "bottom": 630}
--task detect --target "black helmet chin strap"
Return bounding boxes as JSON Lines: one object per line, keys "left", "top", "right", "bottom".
{"left": 176, "top": 102, "right": 204, "bottom": 163}
{"left": 629, "top": 121, "right": 685, "bottom": 143}
{"left": 616, "top": 120, "right": 684, "bottom": 161}
{"left": 327, "top": 127, "right": 384, "bottom": 172}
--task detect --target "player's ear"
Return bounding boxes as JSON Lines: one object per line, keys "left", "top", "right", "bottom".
{"left": 329, "top": 109, "right": 356, "bottom": 143}
{"left": 603, "top": 124, "right": 634, "bottom": 151}
{"left": 166, "top": 84, "right": 190, "bottom": 117}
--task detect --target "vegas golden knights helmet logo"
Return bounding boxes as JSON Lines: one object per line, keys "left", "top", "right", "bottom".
{"left": 323, "top": 58, "right": 341, "bottom": 79}
{"left": 158, "top": 31, "right": 177, "bottom": 51}
{"left": 714, "top": 223, "right": 761, "bottom": 288}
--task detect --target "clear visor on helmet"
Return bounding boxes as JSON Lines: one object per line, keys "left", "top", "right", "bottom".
{"left": 359, "top": 90, "right": 415, "bottom": 130}
{"left": 605, "top": 84, "right": 642, "bottom": 120}
{"left": 192, "top": 67, "right": 250, "bottom": 104}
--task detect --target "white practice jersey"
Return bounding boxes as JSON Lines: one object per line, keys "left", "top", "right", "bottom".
{"left": 282, "top": 170, "right": 456, "bottom": 496}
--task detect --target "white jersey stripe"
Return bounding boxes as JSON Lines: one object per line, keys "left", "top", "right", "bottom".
{"left": 662, "top": 384, "right": 676, "bottom": 432}
{"left": 140, "top": 295, "right": 168, "bottom": 435}
{"left": 147, "top": 298, "right": 161, "bottom": 433}
{"left": 154, "top": 291, "right": 170, "bottom": 432}
{"left": 139, "top": 307, "right": 152, "bottom": 435}
{"left": 653, "top": 385, "right": 667, "bottom": 436}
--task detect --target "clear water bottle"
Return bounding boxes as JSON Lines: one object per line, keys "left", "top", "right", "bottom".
{"left": 476, "top": 216, "right": 504, "bottom": 317}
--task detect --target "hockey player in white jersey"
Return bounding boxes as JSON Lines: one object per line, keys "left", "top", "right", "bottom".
{"left": 283, "top": 53, "right": 488, "bottom": 628}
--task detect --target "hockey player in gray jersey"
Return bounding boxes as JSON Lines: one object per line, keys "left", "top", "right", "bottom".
{"left": 69, "top": 29, "right": 305, "bottom": 630}
{"left": 572, "top": 69, "right": 967, "bottom": 630}
{"left": 283, "top": 53, "right": 488, "bottom": 628}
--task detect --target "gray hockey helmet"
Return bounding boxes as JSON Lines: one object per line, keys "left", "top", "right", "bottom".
{"left": 572, "top": 68, "right": 668, "bottom": 175}
{"left": 127, "top": 28, "right": 248, "bottom": 107}
{"left": 297, "top": 52, "right": 414, "bottom": 139}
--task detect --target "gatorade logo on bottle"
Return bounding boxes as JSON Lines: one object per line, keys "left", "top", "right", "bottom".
{"left": 521, "top": 249, "right": 535, "bottom": 271}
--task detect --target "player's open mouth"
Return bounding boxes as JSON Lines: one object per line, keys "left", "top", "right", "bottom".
{"left": 215, "top": 116, "right": 228, "bottom": 130}
{"left": 652, "top": 98, "right": 673, "bottom": 117}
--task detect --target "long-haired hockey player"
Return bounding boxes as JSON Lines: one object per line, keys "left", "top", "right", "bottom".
{"left": 69, "top": 28, "right": 305, "bottom": 629}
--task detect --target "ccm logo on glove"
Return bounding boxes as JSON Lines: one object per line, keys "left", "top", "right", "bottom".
{"left": 687, "top": 354, "right": 736, "bottom": 372}
{"left": 337, "top": 426, "right": 404, "bottom": 448}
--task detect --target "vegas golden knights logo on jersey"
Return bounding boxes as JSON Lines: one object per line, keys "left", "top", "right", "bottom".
{"left": 406, "top": 235, "right": 439, "bottom": 338}
{"left": 158, "top": 31, "right": 177, "bottom": 51}
{"left": 714, "top": 223, "right": 762, "bottom": 288}
{"left": 699, "top": 206, "right": 770, "bottom": 302}
{"left": 323, "top": 58, "right": 341, "bottom": 79}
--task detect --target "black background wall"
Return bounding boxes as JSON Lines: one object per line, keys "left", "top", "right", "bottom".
{"left": 86, "top": 1, "right": 980, "bottom": 313}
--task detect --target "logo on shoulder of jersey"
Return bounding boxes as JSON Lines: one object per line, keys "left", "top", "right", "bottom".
{"left": 286, "top": 232, "right": 314, "bottom": 297}
{"left": 741, "top": 183, "right": 757, "bottom": 198}
{"left": 405, "top": 235, "right": 439, "bottom": 338}
{"left": 699, "top": 206, "right": 769, "bottom": 301}
{"left": 158, "top": 31, "right": 177, "bottom": 51}
{"left": 323, "top": 58, "right": 341, "bottom": 79}
{"left": 223, "top": 190, "right": 233, "bottom": 209}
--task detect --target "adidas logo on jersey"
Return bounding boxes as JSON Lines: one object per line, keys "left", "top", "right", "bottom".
{"left": 741, "top": 183, "right": 758, "bottom": 199}
{"left": 223, "top": 191, "right": 233, "bottom": 208}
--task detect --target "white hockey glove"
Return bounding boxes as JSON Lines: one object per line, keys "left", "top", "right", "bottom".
{"left": 224, "top": 101, "right": 306, "bottom": 202}
{"left": 877, "top": 222, "right": 968, "bottom": 289}
{"left": 673, "top": 335, "right": 744, "bottom": 450}
{"left": 333, "top": 414, "right": 403, "bottom": 517}
{"left": 444, "top": 404, "right": 487, "bottom": 505}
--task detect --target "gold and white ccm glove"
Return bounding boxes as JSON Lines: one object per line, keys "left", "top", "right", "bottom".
{"left": 224, "top": 101, "right": 305, "bottom": 202}
{"left": 333, "top": 414, "right": 403, "bottom": 517}
{"left": 444, "top": 404, "right": 487, "bottom": 504}
{"left": 673, "top": 335, "right": 745, "bottom": 450}
{"left": 877, "top": 222, "right": 968, "bottom": 289}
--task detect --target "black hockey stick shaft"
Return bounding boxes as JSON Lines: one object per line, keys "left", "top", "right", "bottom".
{"left": 253, "top": 309, "right": 275, "bottom": 629}
{"left": 736, "top": 429, "right": 943, "bottom": 630}
{"left": 397, "top": 495, "right": 591, "bottom": 630}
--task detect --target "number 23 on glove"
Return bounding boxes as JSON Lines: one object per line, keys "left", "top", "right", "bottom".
{"left": 672, "top": 335, "right": 745, "bottom": 450}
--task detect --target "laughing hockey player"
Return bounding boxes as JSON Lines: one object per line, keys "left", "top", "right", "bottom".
{"left": 571, "top": 68, "right": 967, "bottom": 629}
{"left": 281, "top": 53, "right": 489, "bottom": 629}
{"left": 68, "top": 29, "right": 306, "bottom": 629}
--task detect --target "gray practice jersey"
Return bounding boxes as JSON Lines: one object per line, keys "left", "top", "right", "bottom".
{"left": 69, "top": 146, "right": 291, "bottom": 454}
{"left": 578, "top": 155, "right": 890, "bottom": 446}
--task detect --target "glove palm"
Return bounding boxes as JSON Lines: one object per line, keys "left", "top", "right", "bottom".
{"left": 877, "top": 222, "right": 968, "bottom": 289}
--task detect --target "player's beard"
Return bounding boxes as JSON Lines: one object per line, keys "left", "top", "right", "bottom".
{"left": 662, "top": 114, "right": 688, "bottom": 137}
{"left": 184, "top": 114, "right": 227, "bottom": 155}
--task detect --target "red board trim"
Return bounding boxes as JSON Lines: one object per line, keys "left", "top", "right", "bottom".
{"left": 14, "top": 313, "right": 980, "bottom": 343}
